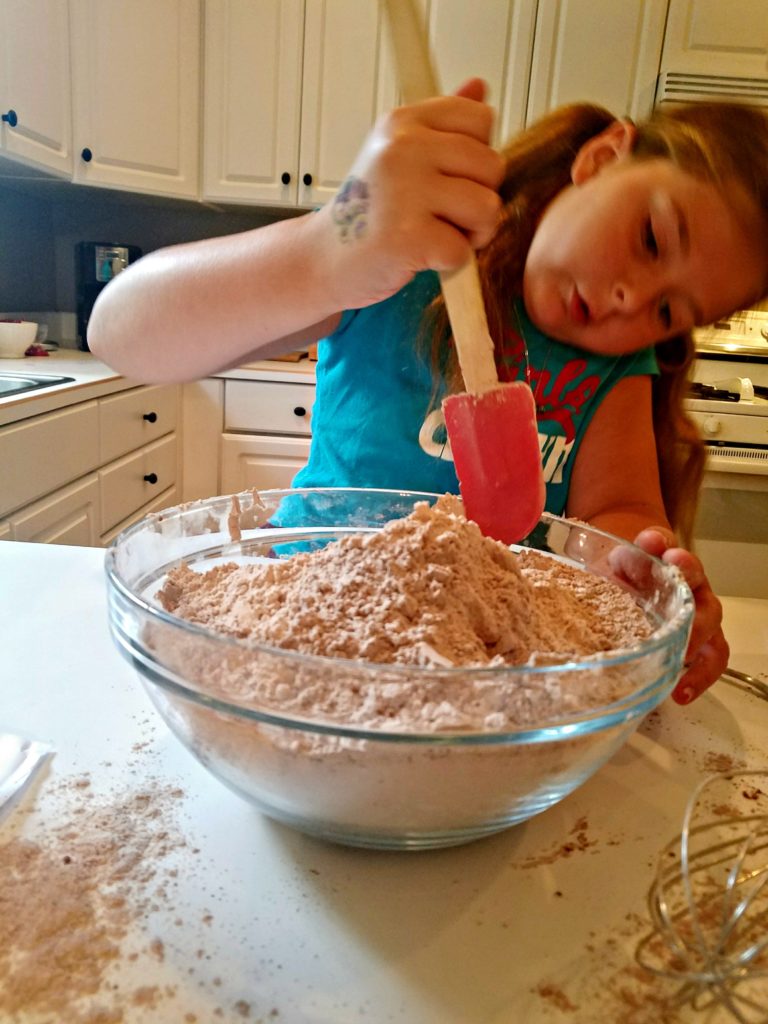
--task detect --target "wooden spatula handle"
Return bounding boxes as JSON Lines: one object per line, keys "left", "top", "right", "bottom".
{"left": 382, "top": 0, "right": 499, "bottom": 395}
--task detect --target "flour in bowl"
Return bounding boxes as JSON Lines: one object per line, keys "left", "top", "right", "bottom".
{"left": 140, "top": 496, "right": 675, "bottom": 844}
{"left": 152, "top": 497, "right": 655, "bottom": 734}
{"left": 158, "top": 495, "right": 651, "bottom": 669}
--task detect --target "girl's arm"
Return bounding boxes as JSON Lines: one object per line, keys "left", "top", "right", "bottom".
{"left": 88, "top": 81, "right": 503, "bottom": 384}
{"left": 567, "top": 374, "right": 728, "bottom": 704}
{"left": 565, "top": 374, "right": 669, "bottom": 538}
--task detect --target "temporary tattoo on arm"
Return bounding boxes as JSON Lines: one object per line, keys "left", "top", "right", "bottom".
{"left": 331, "top": 176, "right": 370, "bottom": 242}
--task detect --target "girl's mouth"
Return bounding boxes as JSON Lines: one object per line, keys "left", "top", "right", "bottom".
{"left": 569, "top": 289, "right": 590, "bottom": 327}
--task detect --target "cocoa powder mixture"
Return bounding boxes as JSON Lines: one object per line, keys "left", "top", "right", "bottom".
{"left": 157, "top": 497, "right": 653, "bottom": 731}
{"left": 161, "top": 496, "right": 650, "bottom": 668}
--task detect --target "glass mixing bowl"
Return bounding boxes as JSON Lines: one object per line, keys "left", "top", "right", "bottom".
{"left": 105, "top": 488, "right": 694, "bottom": 850}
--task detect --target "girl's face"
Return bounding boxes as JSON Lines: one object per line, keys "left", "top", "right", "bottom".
{"left": 523, "top": 142, "right": 767, "bottom": 355}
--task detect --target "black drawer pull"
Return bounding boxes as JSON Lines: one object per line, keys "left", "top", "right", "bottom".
{"left": 2, "top": 109, "right": 18, "bottom": 127}
{"left": 302, "top": 172, "right": 312, "bottom": 187}
{"left": 143, "top": 412, "right": 157, "bottom": 423}
{"left": 281, "top": 171, "right": 291, "bottom": 184}
{"left": 143, "top": 473, "right": 158, "bottom": 485}
{"left": 293, "top": 406, "right": 307, "bottom": 417}
{"left": 81, "top": 147, "right": 93, "bottom": 162}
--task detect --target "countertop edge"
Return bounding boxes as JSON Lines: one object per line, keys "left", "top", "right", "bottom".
{"left": 0, "top": 354, "right": 317, "bottom": 427}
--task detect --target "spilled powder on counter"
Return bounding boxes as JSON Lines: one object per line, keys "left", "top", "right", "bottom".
{"left": 159, "top": 495, "right": 651, "bottom": 669}
{"left": 0, "top": 778, "right": 186, "bottom": 1023}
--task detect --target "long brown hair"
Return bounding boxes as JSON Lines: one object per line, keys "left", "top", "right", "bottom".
{"left": 426, "top": 101, "right": 768, "bottom": 547}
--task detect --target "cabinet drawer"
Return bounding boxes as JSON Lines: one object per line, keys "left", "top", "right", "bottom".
{"left": 224, "top": 380, "right": 315, "bottom": 435}
{"left": 100, "top": 484, "right": 179, "bottom": 546}
{"left": 10, "top": 475, "right": 100, "bottom": 546}
{"left": 99, "top": 434, "right": 177, "bottom": 533}
{"left": 99, "top": 385, "right": 178, "bottom": 463}
{"left": 0, "top": 401, "right": 100, "bottom": 516}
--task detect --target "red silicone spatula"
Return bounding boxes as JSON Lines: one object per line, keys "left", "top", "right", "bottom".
{"left": 383, "top": 0, "right": 545, "bottom": 544}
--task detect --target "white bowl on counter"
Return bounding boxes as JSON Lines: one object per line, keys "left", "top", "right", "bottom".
{"left": 0, "top": 321, "right": 38, "bottom": 358}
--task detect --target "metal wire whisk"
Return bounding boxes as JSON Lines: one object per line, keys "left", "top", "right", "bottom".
{"left": 636, "top": 771, "right": 768, "bottom": 1022}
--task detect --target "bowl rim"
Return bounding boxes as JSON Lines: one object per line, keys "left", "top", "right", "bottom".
{"left": 104, "top": 486, "right": 694, "bottom": 738}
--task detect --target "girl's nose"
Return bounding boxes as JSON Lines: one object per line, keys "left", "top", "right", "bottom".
{"left": 612, "top": 276, "right": 656, "bottom": 314}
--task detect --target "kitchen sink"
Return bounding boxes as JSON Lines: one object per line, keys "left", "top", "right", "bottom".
{"left": 0, "top": 371, "right": 75, "bottom": 397}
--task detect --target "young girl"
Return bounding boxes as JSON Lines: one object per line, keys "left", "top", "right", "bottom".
{"left": 88, "top": 81, "right": 768, "bottom": 707}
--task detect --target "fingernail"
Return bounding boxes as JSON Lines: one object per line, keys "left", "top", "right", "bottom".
{"left": 675, "top": 687, "right": 695, "bottom": 705}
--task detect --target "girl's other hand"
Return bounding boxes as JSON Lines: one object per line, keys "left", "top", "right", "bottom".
{"left": 632, "top": 527, "right": 729, "bottom": 704}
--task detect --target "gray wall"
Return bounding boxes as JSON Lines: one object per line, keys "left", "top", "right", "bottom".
{"left": 0, "top": 175, "right": 299, "bottom": 313}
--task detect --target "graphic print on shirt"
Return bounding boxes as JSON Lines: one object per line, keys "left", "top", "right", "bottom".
{"left": 418, "top": 325, "right": 601, "bottom": 486}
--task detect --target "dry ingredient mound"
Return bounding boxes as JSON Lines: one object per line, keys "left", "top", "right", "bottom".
{"left": 158, "top": 496, "right": 652, "bottom": 669}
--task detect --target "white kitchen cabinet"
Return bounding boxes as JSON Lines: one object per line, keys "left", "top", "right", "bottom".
{"left": 181, "top": 379, "right": 224, "bottom": 501}
{"left": 0, "top": 400, "right": 100, "bottom": 515}
{"left": 660, "top": 0, "right": 768, "bottom": 80}
{"left": 99, "top": 434, "right": 178, "bottom": 534}
{"left": 203, "top": 0, "right": 538, "bottom": 208}
{"left": 427, "top": 0, "right": 538, "bottom": 141}
{"left": 99, "top": 481, "right": 179, "bottom": 546}
{"left": 70, "top": 0, "right": 201, "bottom": 198}
{"left": 8, "top": 475, "right": 100, "bottom": 546}
{"left": 0, "top": 0, "right": 73, "bottom": 176}
{"left": 98, "top": 384, "right": 179, "bottom": 464}
{"left": 221, "top": 433, "right": 312, "bottom": 492}
{"left": 526, "top": 0, "right": 670, "bottom": 122}
{"left": 219, "top": 374, "right": 316, "bottom": 493}
{"left": 0, "top": 383, "right": 181, "bottom": 547}
{"left": 203, "top": 0, "right": 395, "bottom": 207}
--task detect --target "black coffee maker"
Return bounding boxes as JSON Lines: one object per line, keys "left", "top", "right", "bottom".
{"left": 75, "top": 241, "right": 142, "bottom": 351}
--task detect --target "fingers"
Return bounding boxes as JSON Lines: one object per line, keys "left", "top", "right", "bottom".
{"left": 453, "top": 77, "right": 488, "bottom": 102}
{"left": 348, "top": 94, "right": 502, "bottom": 271}
{"left": 629, "top": 527, "right": 728, "bottom": 706}
{"left": 671, "top": 627, "right": 730, "bottom": 704}
{"left": 632, "top": 526, "right": 677, "bottom": 558}
{"left": 324, "top": 83, "right": 502, "bottom": 306}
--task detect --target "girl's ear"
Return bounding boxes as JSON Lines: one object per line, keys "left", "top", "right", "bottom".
{"left": 571, "top": 120, "right": 637, "bottom": 184}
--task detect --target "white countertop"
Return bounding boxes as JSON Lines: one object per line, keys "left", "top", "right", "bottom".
{"left": 2, "top": 540, "right": 767, "bottom": 1022}
{"left": 0, "top": 350, "right": 316, "bottom": 428}
{"left": 0, "top": 350, "right": 133, "bottom": 426}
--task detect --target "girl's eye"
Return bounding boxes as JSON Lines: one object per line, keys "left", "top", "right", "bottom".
{"left": 643, "top": 219, "right": 659, "bottom": 258}
{"left": 658, "top": 299, "right": 672, "bottom": 330}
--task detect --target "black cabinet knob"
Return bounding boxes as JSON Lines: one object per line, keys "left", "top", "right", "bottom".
{"left": 2, "top": 109, "right": 18, "bottom": 127}
{"left": 281, "top": 171, "right": 291, "bottom": 185}
{"left": 81, "top": 147, "right": 93, "bottom": 162}
{"left": 302, "top": 173, "right": 313, "bottom": 187}
{"left": 143, "top": 472, "right": 158, "bottom": 485}
{"left": 143, "top": 411, "right": 158, "bottom": 423}
{"left": 293, "top": 406, "right": 307, "bottom": 417}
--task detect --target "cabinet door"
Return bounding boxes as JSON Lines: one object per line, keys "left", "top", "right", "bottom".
{"left": 70, "top": 0, "right": 200, "bottom": 198}
{"left": 660, "top": 0, "right": 768, "bottom": 81}
{"left": 527, "top": 0, "right": 669, "bottom": 122}
{"left": 298, "top": 0, "right": 396, "bottom": 208}
{"left": 428, "top": 0, "right": 538, "bottom": 142}
{"left": 221, "top": 433, "right": 311, "bottom": 494}
{"left": 0, "top": 0, "right": 72, "bottom": 176}
{"left": 203, "top": 0, "right": 304, "bottom": 206}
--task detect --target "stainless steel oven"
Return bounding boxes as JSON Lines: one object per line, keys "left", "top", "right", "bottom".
{"left": 686, "top": 311, "right": 768, "bottom": 599}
